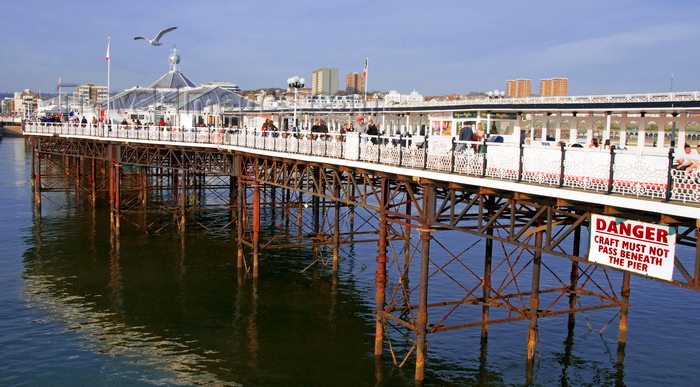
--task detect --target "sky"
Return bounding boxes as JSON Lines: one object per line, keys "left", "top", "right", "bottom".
{"left": 2, "top": 0, "right": 700, "bottom": 97}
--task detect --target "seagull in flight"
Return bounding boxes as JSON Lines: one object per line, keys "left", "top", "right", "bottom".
{"left": 134, "top": 27, "right": 177, "bottom": 46}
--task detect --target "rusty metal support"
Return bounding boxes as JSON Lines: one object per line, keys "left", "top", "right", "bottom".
{"left": 108, "top": 144, "right": 121, "bottom": 233}
{"left": 178, "top": 170, "right": 187, "bottom": 232}
{"left": 526, "top": 227, "right": 543, "bottom": 384}
{"left": 333, "top": 183, "right": 340, "bottom": 272}
{"left": 312, "top": 167, "right": 321, "bottom": 264}
{"left": 229, "top": 175, "right": 238, "bottom": 221}
{"left": 73, "top": 156, "right": 81, "bottom": 200}
{"left": 568, "top": 225, "right": 582, "bottom": 329}
{"left": 237, "top": 179, "right": 245, "bottom": 269}
{"left": 617, "top": 272, "right": 631, "bottom": 363}
{"left": 173, "top": 169, "right": 180, "bottom": 225}
{"left": 374, "top": 178, "right": 389, "bottom": 359}
{"left": 403, "top": 198, "right": 412, "bottom": 285}
{"left": 139, "top": 165, "right": 147, "bottom": 207}
{"left": 31, "top": 138, "right": 42, "bottom": 216}
{"left": 481, "top": 196, "right": 494, "bottom": 342}
{"left": 90, "top": 158, "right": 97, "bottom": 205}
{"left": 415, "top": 183, "right": 435, "bottom": 382}
{"left": 253, "top": 183, "right": 261, "bottom": 277}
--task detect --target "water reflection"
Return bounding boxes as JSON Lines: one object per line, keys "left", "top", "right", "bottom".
{"left": 16, "top": 168, "right": 632, "bottom": 386}
{"left": 21, "top": 204, "right": 388, "bottom": 385}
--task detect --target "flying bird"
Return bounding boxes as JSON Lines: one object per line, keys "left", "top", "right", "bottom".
{"left": 134, "top": 27, "right": 177, "bottom": 46}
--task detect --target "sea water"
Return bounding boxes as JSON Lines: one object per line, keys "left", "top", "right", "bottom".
{"left": 1, "top": 137, "right": 698, "bottom": 386}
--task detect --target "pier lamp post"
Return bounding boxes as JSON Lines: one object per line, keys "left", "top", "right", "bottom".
{"left": 287, "top": 76, "right": 305, "bottom": 131}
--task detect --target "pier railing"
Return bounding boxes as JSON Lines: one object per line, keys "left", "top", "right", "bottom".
{"left": 23, "top": 122, "right": 700, "bottom": 204}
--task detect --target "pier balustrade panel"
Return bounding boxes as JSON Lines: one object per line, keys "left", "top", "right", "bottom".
{"left": 23, "top": 122, "right": 699, "bottom": 204}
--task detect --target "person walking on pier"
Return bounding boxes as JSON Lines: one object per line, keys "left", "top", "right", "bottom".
{"left": 367, "top": 119, "right": 378, "bottom": 144}
{"left": 261, "top": 119, "right": 276, "bottom": 137}
{"left": 319, "top": 119, "right": 329, "bottom": 140}
{"left": 457, "top": 122, "right": 473, "bottom": 151}
{"left": 357, "top": 118, "right": 367, "bottom": 143}
{"left": 311, "top": 119, "right": 321, "bottom": 140}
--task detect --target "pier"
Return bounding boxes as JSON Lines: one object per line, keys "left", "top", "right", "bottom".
{"left": 22, "top": 112, "right": 700, "bottom": 382}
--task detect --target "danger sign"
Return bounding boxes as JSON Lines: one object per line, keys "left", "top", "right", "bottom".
{"left": 588, "top": 214, "right": 676, "bottom": 281}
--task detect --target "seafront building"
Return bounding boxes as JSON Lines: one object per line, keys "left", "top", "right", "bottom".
{"left": 506, "top": 79, "right": 532, "bottom": 98}
{"left": 4, "top": 89, "right": 41, "bottom": 117}
{"left": 540, "top": 78, "right": 568, "bottom": 96}
{"left": 76, "top": 83, "right": 108, "bottom": 105}
{"left": 384, "top": 90, "right": 424, "bottom": 104}
{"left": 312, "top": 68, "right": 339, "bottom": 96}
{"left": 345, "top": 72, "right": 365, "bottom": 95}
{"left": 105, "top": 70, "right": 255, "bottom": 127}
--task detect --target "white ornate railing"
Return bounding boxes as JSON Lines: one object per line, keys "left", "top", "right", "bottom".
{"left": 23, "top": 122, "right": 699, "bottom": 204}
{"left": 272, "top": 91, "right": 700, "bottom": 110}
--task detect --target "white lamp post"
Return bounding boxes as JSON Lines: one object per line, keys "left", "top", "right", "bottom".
{"left": 287, "top": 76, "right": 305, "bottom": 132}
{"left": 487, "top": 89, "right": 506, "bottom": 99}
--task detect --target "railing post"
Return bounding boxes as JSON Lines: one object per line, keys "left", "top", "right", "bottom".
{"left": 607, "top": 146, "right": 616, "bottom": 194}
{"left": 518, "top": 133, "right": 525, "bottom": 182}
{"left": 481, "top": 140, "right": 488, "bottom": 178}
{"left": 423, "top": 141, "right": 429, "bottom": 170}
{"left": 340, "top": 136, "right": 344, "bottom": 159}
{"left": 665, "top": 147, "right": 675, "bottom": 202}
{"left": 450, "top": 137, "right": 456, "bottom": 173}
{"left": 559, "top": 142, "right": 566, "bottom": 187}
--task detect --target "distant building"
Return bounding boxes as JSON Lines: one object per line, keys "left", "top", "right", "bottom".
{"left": 540, "top": 78, "right": 568, "bottom": 96}
{"left": 384, "top": 90, "right": 424, "bottom": 104}
{"left": 76, "top": 83, "right": 108, "bottom": 105}
{"left": 2, "top": 97, "right": 14, "bottom": 115}
{"left": 13, "top": 89, "right": 40, "bottom": 117}
{"left": 506, "top": 79, "right": 531, "bottom": 98}
{"left": 345, "top": 72, "right": 365, "bottom": 95}
{"left": 312, "top": 68, "right": 339, "bottom": 96}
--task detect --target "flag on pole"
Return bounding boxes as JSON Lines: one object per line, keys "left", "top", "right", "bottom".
{"left": 363, "top": 56, "right": 368, "bottom": 78}
{"left": 106, "top": 35, "right": 111, "bottom": 61}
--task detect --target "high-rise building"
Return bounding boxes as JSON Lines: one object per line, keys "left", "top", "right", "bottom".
{"left": 312, "top": 68, "right": 339, "bottom": 96}
{"left": 345, "top": 72, "right": 365, "bottom": 95}
{"left": 76, "top": 83, "right": 108, "bottom": 104}
{"left": 506, "top": 79, "right": 531, "bottom": 98}
{"left": 540, "top": 78, "right": 568, "bottom": 97}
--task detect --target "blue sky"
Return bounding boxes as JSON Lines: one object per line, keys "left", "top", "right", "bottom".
{"left": 2, "top": 0, "right": 700, "bottom": 96}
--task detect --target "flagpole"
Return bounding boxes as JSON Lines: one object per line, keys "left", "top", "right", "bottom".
{"left": 363, "top": 55, "right": 369, "bottom": 100}
{"left": 58, "top": 76, "right": 61, "bottom": 119}
{"left": 106, "top": 34, "right": 111, "bottom": 128}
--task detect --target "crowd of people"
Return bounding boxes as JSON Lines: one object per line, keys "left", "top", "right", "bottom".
{"left": 258, "top": 116, "right": 390, "bottom": 143}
